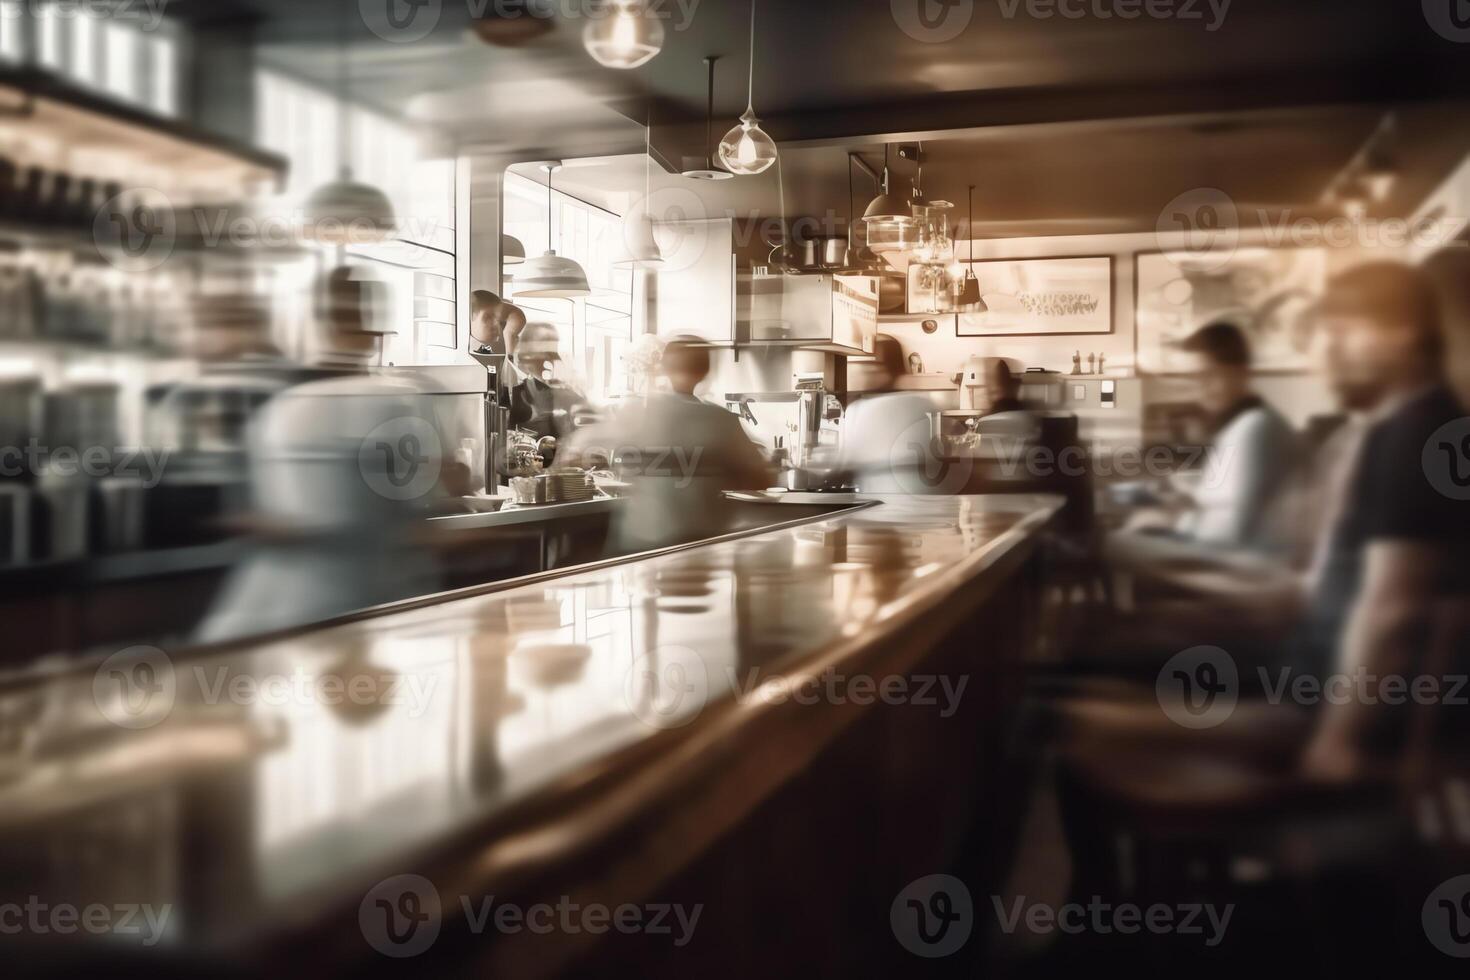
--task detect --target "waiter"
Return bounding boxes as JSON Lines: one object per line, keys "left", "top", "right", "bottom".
{"left": 508, "top": 322, "right": 587, "bottom": 461}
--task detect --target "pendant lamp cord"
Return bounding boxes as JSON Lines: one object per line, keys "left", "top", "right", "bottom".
{"left": 337, "top": 4, "right": 350, "bottom": 179}
{"left": 968, "top": 184, "right": 975, "bottom": 265}
{"left": 745, "top": 0, "right": 757, "bottom": 114}
{"left": 546, "top": 166, "right": 554, "bottom": 254}
{"left": 704, "top": 56, "right": 716, "bottom": 169}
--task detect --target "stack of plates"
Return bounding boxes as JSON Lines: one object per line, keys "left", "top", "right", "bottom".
{"left": 550, "top": 469, "right": 595, "bottom": 503}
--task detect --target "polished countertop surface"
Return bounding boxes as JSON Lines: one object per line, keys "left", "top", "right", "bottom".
{"left": 0, "top": 493, "right": 1061, "bottom": 964}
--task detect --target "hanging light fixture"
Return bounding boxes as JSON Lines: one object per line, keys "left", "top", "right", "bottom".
{"left": 956, "top": 184, "right": 986, "bottom": 311}
{"left": 583, "top": 0, "right": 665, "bottom": 70}
{"left": 513, "top": 163, "right": 592, "bottom": 298}
{"left": 859, "top": 144, "right": 919, "bottom": 255}
{"left": 301, "top": 6, "right": 396, "bottom": 244}
{"left": 717, "top": 0, "right": 778, "bottom": 176}
{"left": 682, "top": 57, "right": 735, "bottom": 181}
{"left": 503, "top": 234, "right": 527, "bottom": 266}
{"left": 615, "top": 108, "right": 666, "bottom": 269}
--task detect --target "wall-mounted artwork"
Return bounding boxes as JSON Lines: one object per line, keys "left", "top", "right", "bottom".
{"left": 943, "top": 256, "right": 1114, "bottom": 337}
{"left": 1134, "top": 248, "right": 1327, "bottom": 374}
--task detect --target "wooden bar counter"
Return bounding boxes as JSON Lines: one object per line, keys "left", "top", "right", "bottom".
{"left": 0, "top": 493, "right": 1063, "bottom": 977}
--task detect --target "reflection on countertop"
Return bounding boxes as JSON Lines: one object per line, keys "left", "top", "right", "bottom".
{"left": 0, "top": 493, "right": 1061, "bottom": 968}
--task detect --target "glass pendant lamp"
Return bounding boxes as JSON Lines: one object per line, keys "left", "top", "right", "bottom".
{"left": 583, "top": 0, "right": 664, "bottom": 70}
{"left": 859, "top": 144, "right": 919, "bottom": 255}
{"left": 717, "top": 0, "right": 777, "bottom": 177}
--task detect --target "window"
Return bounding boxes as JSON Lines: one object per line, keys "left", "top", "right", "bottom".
{"left": 0, "top": 2, "right": 22, "bottom": 61}
{"left": 103, "top": 22, "right": 138, "bottom": 102}
{"left": 148, "top": 35, "right": 176, "bottom": 115}
{"left": 4, "top": 4, "right": 178, "bottom": 114}
{"left": 503, "top": 171, "right": 634, "bottom": 405}
{"left": 255, "top": 69, "right": 458, "bottom": 366}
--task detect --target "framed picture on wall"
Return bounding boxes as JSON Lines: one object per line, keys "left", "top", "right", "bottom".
{"left": 946, "top": 256, "right": 1114, "bottom": 337}
{"left": 1134, "top": 247, "right": 1327, "bottom": 374}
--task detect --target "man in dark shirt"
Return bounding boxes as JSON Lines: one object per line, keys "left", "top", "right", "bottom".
{"left": 1302, "top": 261, "right": 1465, "bottom": 777}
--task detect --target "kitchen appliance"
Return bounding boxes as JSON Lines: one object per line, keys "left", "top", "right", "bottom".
{"left": 739, "top": 270, "right": 878, "bottom": 354}
{"left": 959, "top": 355, "right": 987, "bottom": 412}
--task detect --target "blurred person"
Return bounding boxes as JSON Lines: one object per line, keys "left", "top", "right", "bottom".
{"left": 1090, "top": 267, "right": 1449, "bottom": 671}
{"left": 508, "top": 322, "right": 588, "bottom": 457}
{"left": 470, "top": 290, "right": 526, "bottom": 359}
{"left": 1120, "top": 320, "right": 1298, "bottom": 552}
{"left": 835, "top": 336, "right": 946, "bottom": 493}
{"left": 984, "top": 357, "right": 1025, "bottom": 415}
{"left": 1302, "top": 258, "right": 1470, "bottom": 777}
{"left": 194, "top": 272, "right": 449, "bottom": 644}
{"left": 563, "top": 336, "right": 772, "bottom": 551}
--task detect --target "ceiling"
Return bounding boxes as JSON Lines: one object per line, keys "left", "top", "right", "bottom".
{"left": 512, "top": 100, "right": 1470, "bottom": 239}
{"left": 169, "top": 0, "right": 1470, "bottom": 236}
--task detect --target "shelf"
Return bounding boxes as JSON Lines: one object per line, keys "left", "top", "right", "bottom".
{"left": 0, "top": 67, "right": 287, "bottom": 185}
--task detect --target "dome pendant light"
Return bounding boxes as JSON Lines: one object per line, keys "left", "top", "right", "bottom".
{"left": 513, "top": 163, "right": 592, "bottom": 298}
{"left": 301, "top": 6, "right": 396, "bottom": 244}
{"left": 503, "top": 234, "right": 527, "bottom": 266}
{"left": 616, "top": 107, "right": 666, "bottom": 269}
{"left": 859, "top": 144, "right": 919, "bottom": 255}
{"left": 682, "top": 57, "right": 735, "bottom": 181}
{"left": 717, "top": 0, "right": 777, "bottom": 177}
{"left": 583, "top": 0, "right": 665, "bottom": 70}
{"left": 956, "top": 184, "right": 986, "bottom": 311}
